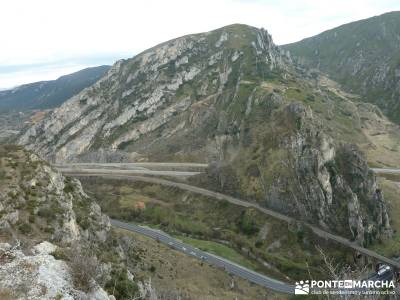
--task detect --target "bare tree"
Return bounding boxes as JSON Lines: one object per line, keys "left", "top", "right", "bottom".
{"left": 315, "top": 246, "right": 380, "bottom": 300}
{"left": 66, "top": 244, "right": 100, "bottom": 293}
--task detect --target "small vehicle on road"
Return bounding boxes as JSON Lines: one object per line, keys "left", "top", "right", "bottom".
{"left": 377, "top": 265, "right": 391, "bottom": 276}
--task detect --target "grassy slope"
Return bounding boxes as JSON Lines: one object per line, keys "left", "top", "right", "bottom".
{"left": 283, "top": 11, "right": 400, "bottom": 124}
{"left": 79, "top": 176, "right": 356, "bottom": 282}
{"left": 116, "top": 228, "right": 288, "bottom": 300}
{"left": 176, "top": 235, "right": 259, "bottom": 270}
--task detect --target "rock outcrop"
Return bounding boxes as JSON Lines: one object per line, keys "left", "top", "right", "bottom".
{"left": 0, "top": 241, "right": 111, "bottom": 300}
{"left": 18, "top": 24, "right": 290, "bottom": 163}
{"left": 0, "top": 145, "right": 138, "bottom": 299}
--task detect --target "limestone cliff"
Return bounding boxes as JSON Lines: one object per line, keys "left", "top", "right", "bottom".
{"left": 0, "top": 145, "right": 139, "bottom": 299}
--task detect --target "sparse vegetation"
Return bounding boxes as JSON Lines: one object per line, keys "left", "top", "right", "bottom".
{"left": 79, "top": 176, "right": 355, "bottom": 281}
{"left": 66, "top": 246, "right": 100, "bottom": 293}
{"left": 104, "top": 266, "right": 138, "bottom": 299}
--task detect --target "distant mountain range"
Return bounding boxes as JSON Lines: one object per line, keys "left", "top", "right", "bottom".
{"left": 283, "top": 11, "right": 400, "bottom": 124}
{"left": 0, "top": 65, "right": 110, "bottom": 111}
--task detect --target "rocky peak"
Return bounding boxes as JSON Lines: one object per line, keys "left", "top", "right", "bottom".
{"left": 17, "top": 24, "right": 290, "bottom": 163}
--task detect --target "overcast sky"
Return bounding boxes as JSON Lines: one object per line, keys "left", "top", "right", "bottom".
{"left": 1, "top": 0, "right": 399, "bottom": 89}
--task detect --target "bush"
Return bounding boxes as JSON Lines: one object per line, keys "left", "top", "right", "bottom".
{"left": 37, "top": 207, "right": 55, "bottom": 221}
{"left": 105, "top": 267, "right": 138, "bottom": 300}
{"left": 66, "top": 246, "right": 100, "bottom": 292}
{"left": 28, "top": 215, "right": 35, "bottom": 223}
{"left": 63, "top": 182, "right": 75, "bottom": 194}
{"left": 51, "top": 248, "right": 68, "bottom": 261}
{"left": 254, "top": 240, "right": 263, "bottom": 248}
{"left": 18, "top": 223, "right": 33, "bottom": 234}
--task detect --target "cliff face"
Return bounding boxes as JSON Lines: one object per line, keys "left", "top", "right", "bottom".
{"left": 204, "top": 99, "right": 392, "bottom": 245}
{"left": 0, "top": 145, "right": 138, "bottom": 299}
{"left": 18, "top": 24, "right": 290, "bottom": 163}
{"left": 17, "top": 24, "right": 393, "bottom": 244}
{"left": 274, "top": 105, "right": 392, "bottom": 244}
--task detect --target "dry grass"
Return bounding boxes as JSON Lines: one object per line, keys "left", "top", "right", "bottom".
{"left": 0, "top": 288, "right": 14, "bottom": 300}
{"left": 116, "top": 228, "right": 288, "bottom": 300}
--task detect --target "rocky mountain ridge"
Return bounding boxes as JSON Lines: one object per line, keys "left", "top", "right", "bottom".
{"left": 17, "top": 24, "right": 394, "bottom": 245}
{"left": 18, "top": 24, "right": 291, "bottom": 163}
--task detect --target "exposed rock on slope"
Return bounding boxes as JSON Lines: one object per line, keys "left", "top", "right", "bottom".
{"left": 0, "top": 145, "right": 284, "bottom": 300}
{"left": 0, "top": 145, "right": 138, "bottom": 299}
{"left": 18, "top": 24, "right": 393, "bottom": 244}
{"left": 0, "top": 241, "right": 110, "bottom": 300}
{"left": 18, "top": 24, "right": 290, "bottom": 163}
{"left": 283, "top": 11, "right": 400, "bottom": 124}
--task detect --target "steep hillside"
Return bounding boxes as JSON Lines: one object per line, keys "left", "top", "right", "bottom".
{"left": 18, "top": 24, "right": 394, "bottom": 245}
{"left": 0, "top": 144, "right": 138, "bottom": 299}
{"left": 0, "top": 65, "right": 110, "bottom": 111}
{"left": 283, "top": 11, "right": 400, "bottom": 124}
{"left": 0, "top": 144, "right": 285, "bottom": 299}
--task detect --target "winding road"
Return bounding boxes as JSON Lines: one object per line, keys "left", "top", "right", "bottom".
{"left": 58, "top": 168, "right": 400, "bottom": 270}
{"left": 111, "top": 219, "right": 295, "bottom": 294}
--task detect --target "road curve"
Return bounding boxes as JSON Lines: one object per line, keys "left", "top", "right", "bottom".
{"left": 61, "top": 170, "right": 400, "bottom": 270}
{"left": 111, "top": 219, "right": 295, "bottom": 294}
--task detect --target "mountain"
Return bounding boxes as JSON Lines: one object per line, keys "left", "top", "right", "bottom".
{"left": 0, "top": 65, "right": 110, "bottom": 111}
{"left": 282, "top": 11, "right": 400, "bottom": 124}
{"left": 17, "top": 24, "right": 395, "bottom": 245}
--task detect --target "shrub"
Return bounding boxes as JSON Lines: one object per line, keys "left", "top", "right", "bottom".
{"left": 37, "top": 207, "right": 55, "bottom": 221}
{"left": 51, "top": 248, "right": 68, "bottom": 261}
{"left": 18, "top": 223, "right": 32, "bottom": 234}
{"left": 66, "top": 246, "right": 100, "bottom": 292}
{"left": 105, "top": 267, "right": 138, "bottom": 300}
{"left": 63, "top": 182, "right": 75, "bottom": 194}
{"left": 28, "top": 215, "right": 35, "bottom": 223}
{"left": 254, "top": 240, "right": 263, "bottom": 248}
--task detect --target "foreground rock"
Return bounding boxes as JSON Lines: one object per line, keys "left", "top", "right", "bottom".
{"left": 0, "top": 145, "right": 136, "bottom": 299}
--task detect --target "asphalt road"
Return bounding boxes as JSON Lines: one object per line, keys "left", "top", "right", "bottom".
{"left": 372, "top": 168, "right": 400, "bottom": 174}
{"left": 61, "top": 170, "right": 400, "bottom": 270}
{"left": 111, "top": 219, "right": 393, "bottom": 295}
{"left": 57, "top": 167, "right": 202, "bottom": 177}
{"left": 55, "top": 162, "right": 208, "bottom": 171}
{"left": 111, "top": 219, "right": 295, "bottom": 294}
